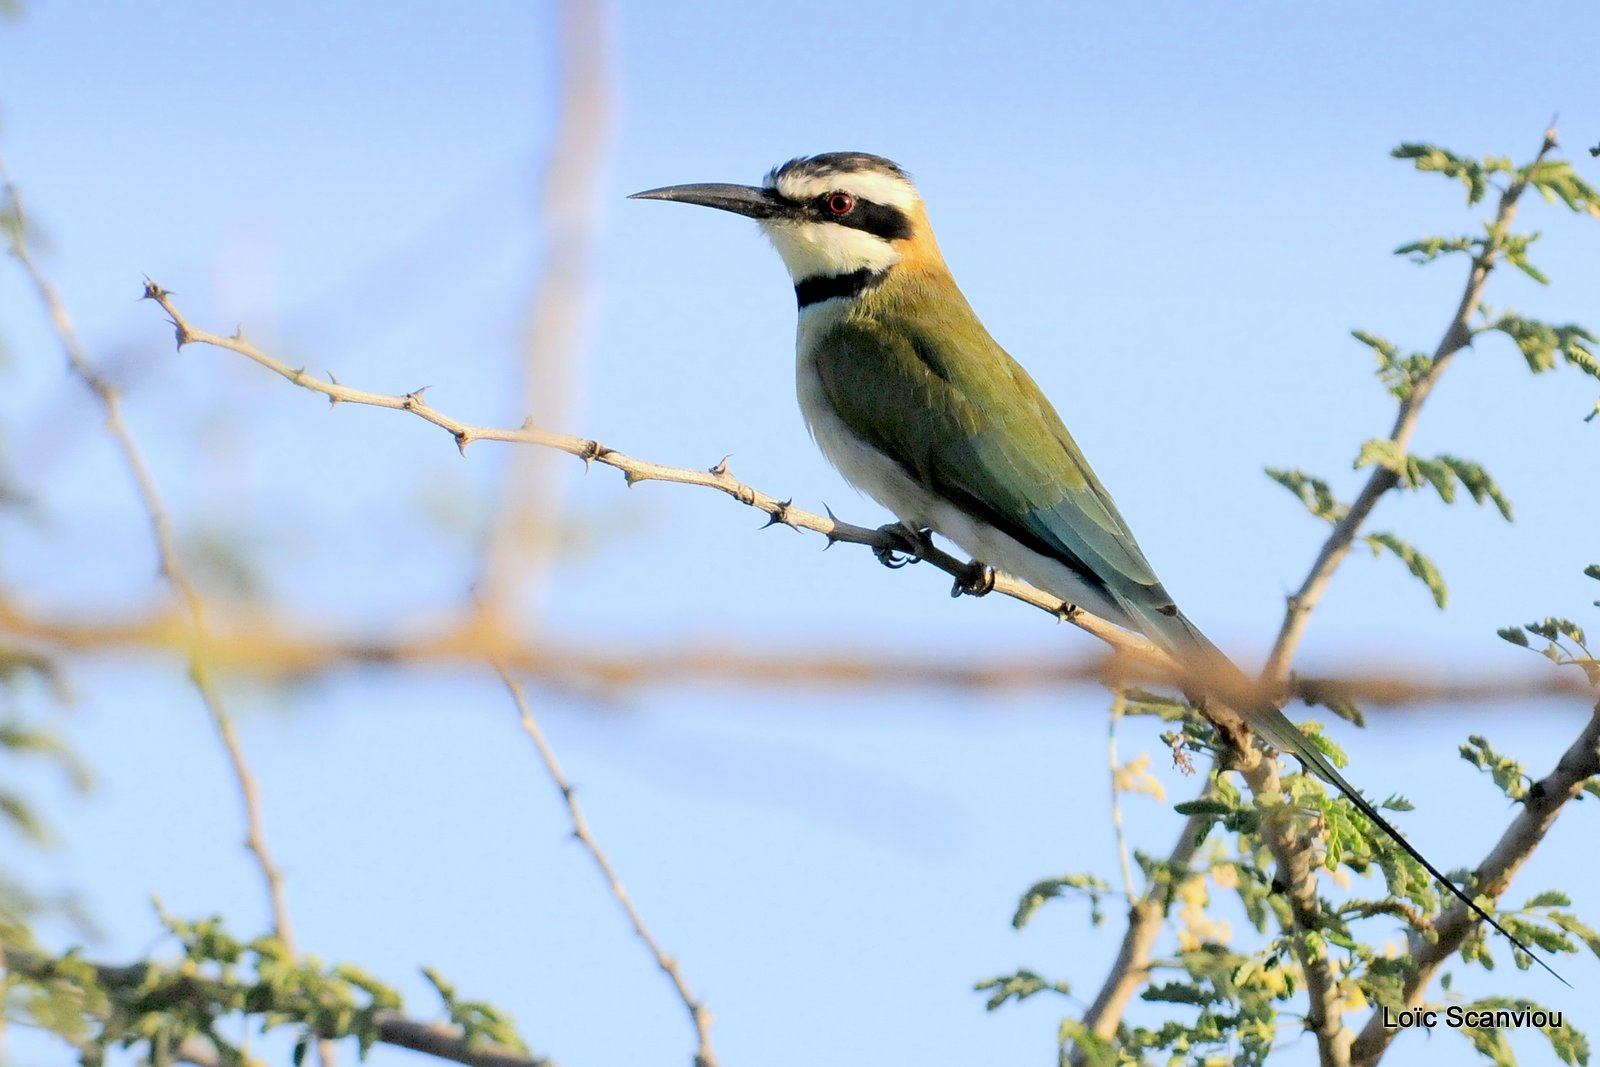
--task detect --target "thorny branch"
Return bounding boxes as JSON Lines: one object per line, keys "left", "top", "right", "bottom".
{"left": 1071, "top": 126, "right": 1569, "bottom": 1067}
{"left": 479, "top": 7, "right": 718, "bottom": 1064}
{"left": 141, "top": 282, "right": 1173, "bottom": 670}
{"left": 2, "top": 162, "right": 301, "bottom": 956}
{"left": 1349, "top": 700, "right": 1600, "bottom": 1066}
{"left": 497, "top": 665, "right": 718, "bottom": 1067}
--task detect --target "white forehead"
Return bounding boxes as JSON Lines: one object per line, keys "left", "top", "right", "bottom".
{"left": 766, "top": 167, "right": 921, "bottom": 214}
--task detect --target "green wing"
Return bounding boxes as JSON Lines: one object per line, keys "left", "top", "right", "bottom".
{"left": 812, "top": 311, "right": 1175, "bottom": 622}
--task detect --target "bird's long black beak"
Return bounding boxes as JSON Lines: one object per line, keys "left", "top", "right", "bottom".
{"left": 628, "top": 182, "right": 785, "bottom": 220}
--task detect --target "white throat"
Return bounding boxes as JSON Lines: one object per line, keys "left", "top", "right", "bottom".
{"left": 760, "top": 220, "right": 901, "bottom": 282}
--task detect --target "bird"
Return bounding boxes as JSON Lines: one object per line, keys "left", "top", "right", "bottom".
{"left": 630, "top": 151, "right": 1562, "bottom": 982}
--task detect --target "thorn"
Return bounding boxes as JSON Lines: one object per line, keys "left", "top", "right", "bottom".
{"left": 1055, "top": 602, "right": 1081, "bottom": 624}
{"left": 326, "top": 372, "right": 341, "bottom": 406}
{"left": 709, "top": 454, "right": 732, "bottom": 477}
{"left": 761, "top": 498, "right": 795, "bottom": 530}
{"left": 623, "top": 468, "right": 643, "bottom": 487}
{"left": 580, "top": 439, "right": 604, "bottom": 471}
{"left": 403, "top": 386, "right": 431, "bottom": 408}
{"left": 455, "top": 430, "right": 471, "bottom": 456}
{"left": 521, "top": 416, "right": 536, "bottom": 431}
{"left": 140, "top": 278, "right": 168, "bottom": 302}
{"left": 232, "top": 324, "right": 246, "bottom": 342}
{"left": 822, "top": 503, "right": 840, "bottom": 548}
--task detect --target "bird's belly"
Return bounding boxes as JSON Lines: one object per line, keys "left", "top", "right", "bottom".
{"left": 794, "top": 343, "right": 1133, "bottom": 626}
{"left": 796, "top": 354, "right": 934, "bottom": 526}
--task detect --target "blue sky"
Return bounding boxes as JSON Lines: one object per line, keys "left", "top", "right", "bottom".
{"left": 3, "top": 2, "right": 1599, "bottom": 1065}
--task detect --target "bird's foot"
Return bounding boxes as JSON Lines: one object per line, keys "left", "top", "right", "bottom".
{"left": 872, "top": 523, "right": 933, "bottom": 569}
{"left": 950, "top": 560, "right": 996, "bottom": 599}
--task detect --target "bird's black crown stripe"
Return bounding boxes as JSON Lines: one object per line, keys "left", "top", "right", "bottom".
{"left": 795, "top": 268, "right": 887, "bottom": 308}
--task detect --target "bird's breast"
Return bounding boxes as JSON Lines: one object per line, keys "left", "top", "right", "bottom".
{"left": 793, "top": 305, "right": 935, "bottom": 529}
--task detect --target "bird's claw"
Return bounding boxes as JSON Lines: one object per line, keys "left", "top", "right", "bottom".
{"left": 951, "top": 561, "right": 996, "bottom": 599}
{"left": 872, "top": 523, "right": 932, "bottom": 569}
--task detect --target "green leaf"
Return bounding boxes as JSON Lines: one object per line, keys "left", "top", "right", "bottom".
{"left": 1364, "top": 531, "right": 1448, "bottom": 608}
{"left": 973, "top": 970, "right": 1071, "bottom": 1011}
{"left": 1542, "top": 909, "right": 1600, "bottom": 962}
{"left": 1501, "top": 231, "right": 1549, "bottom": 286}
{"left": 1523, "top": 157, "right": 1600, "bottom": 220}
{"left": 1264, "top": 467, "right": 1345, "bottom": 524}
{"left": 1011, "top": 873, "right": 1112, "bottom": 929}
{"left": 1456, "top": 996, "right": 1591, "bottom": 1066}
{"left": 1352, "top": 329, "right": 1434, "bottom": 399}
{"left": 1437, "top": 455, "right": 1515, "bottom": 520}
{"left": 1484, "top": 312, "right": 1600, "bottom": 417}
{"left": 1460, "top": 735, "right": 1529, "bottom": 800}
{"left": 1173, "top": 799, "right": 1234, "bottom": 817}
{"left": 1394, "top": 234, "right": 1476, "bottom": 263}
{"left": 1354, "top": 439, "right": 1406, "bottom": 474}
{"left": 1393, "top": 142, "right": 1490, "bottom": 205}
{"left": 1497, "top": 626, "right": 1530, "bottom": 647}
{"left": 0, "top": 788, "right": 50, "bottom": 844}
{"left": 1527, "top": 617, "right": 1587, "bottom": 647}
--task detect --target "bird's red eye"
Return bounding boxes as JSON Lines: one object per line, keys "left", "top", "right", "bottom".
{"left": 826, "top": 192, "right": 855, "bottom": 215}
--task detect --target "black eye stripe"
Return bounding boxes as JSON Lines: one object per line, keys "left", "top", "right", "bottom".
{"left": 807, "top": 195, "right": 912, "bottom": 241}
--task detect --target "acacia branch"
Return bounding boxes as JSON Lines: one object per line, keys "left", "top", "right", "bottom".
{"left": 1071, "top": 126, "right": 1564, "bottom": 1067}
{"left": 1350, "top": 698, "right": 1600, "bottom": 1066}
{"left": 497, "top": 664, "right": 717, "bottom": 1067}
{"left": 1261, "top": 124, "right": 1559, "bottom": 683}
{"left": 2, "top": 163, "right": 299, "bottom": 958}
{"left": 141, "top": 282, "right": 1170, "bottom": 670}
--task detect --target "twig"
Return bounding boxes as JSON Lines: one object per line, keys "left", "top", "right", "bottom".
{"left": 495, "top": 663, "right": 718, "bottom": 1067}
{"left": 1349, "top": 699, "right": 1600, "bottom": 1066}
{"left": 5, "top": 164, "right": 293, "bottom": 943}
{"left": 1262, "top": 124, "right": 1560, "bottom": 683}
{"left": 3, "top": 161, "right": 315, "bottom": 1055}
{"left": 1107, "top": 690, "right": 1137, "bottom": 899}
{"left": 1070, "top": 125, "right": 1565, "bottom": 1067}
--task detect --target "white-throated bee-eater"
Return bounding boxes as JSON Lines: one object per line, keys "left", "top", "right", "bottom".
{"left": 631, "top": 152, "right": 1560, "bottom": 981}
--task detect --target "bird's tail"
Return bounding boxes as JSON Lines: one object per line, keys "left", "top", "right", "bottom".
{"left": 1126, "top": 601, "right": 1567, "bottom": 985}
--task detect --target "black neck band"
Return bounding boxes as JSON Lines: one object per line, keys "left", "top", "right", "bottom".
{"left": 795, "top": 268, "right": 886, "bottom": 309}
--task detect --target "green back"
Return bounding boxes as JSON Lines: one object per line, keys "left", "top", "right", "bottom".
{"left": 811, "top": 272, "right": 1176, "bottom": 619}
